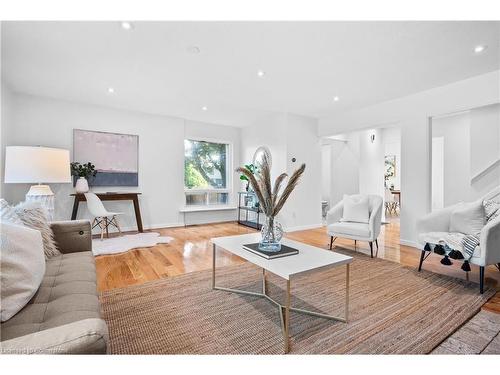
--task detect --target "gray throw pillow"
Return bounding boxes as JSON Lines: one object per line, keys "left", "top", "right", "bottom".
{"left": 14, "top": 201, "right": 61, "bottom": 258}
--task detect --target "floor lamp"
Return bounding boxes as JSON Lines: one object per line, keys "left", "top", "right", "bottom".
{"left": 4, "top": 146, "right": 71, "bottom": 220}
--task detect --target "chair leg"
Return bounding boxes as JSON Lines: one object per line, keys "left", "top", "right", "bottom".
{"left": 100, "top": 218, "right": 105, "bottom": 241}
{"left": 354, "top": 239, "right": 357, "bottom": 247}
{"left": 418, "top": 250, "right": 426, "bottom": 272}
{"left": 479, "top": 266, "right": 485, "bottom": 294}
{"left": 114, "top": 216, "right": 122, "bottom": 236}
{"left": 369, "top": 241, "right": 373, "bottom": 258}
{"left": 329, "top": 236, "right": 333, "bottom": 250}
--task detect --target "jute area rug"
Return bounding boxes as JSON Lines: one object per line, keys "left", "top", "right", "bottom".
{"left": 100, "top": 248, "right": 494, "bottom": 354}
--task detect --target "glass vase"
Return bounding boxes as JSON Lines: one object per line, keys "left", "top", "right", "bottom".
{"left": 259, "top": 216, "right": 283, "bottom": 252}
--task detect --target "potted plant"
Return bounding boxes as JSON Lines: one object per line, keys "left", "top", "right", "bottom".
{"left": 239, "top": 163, "right": 256, "bottom": 192}
{"left": 237, "top": 148, "right": 305, "bottom": 252}
{"left": 70, "top": 162, "right": 97, "bottom": 193}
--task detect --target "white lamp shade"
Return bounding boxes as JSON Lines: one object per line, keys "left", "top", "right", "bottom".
{"left": 4, "top": 146, "right": 71, "bottom": 184}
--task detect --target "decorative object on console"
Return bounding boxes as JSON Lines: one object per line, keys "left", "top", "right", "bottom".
{"left": 4, "top": 146, "right": 71, "bottom": 220}
{"left": 70, "top": 162, "right": 97, "bottom": 193}
{"left": 237, "top": 146, "right": 306, "bottom": 252}
{"left": 73, "top": 129, "right": 139, "bottom": 187}
{"left": 238, "top": 163, "right": 256, "bottom": 191}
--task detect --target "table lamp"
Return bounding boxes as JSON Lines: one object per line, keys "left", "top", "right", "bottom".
{"left": 4, "top": 146, "right": 71, "bottom": 220}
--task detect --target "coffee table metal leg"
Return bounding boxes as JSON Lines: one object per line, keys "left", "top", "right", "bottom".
{"left": 345, "top": 263, "right": 350, "bottom": 322}
{"left": 212, "top": 243, "right": 216, "bottom": 289}
{"left": 262, "top": 268, "right": 266, "bottom": 294}
{"left": 284, "top": 279, "right": 291, "bottom": 353}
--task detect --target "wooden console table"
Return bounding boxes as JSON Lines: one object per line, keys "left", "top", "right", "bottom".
{"left": 70, "top": 192, "right": 143, "bottom": 232}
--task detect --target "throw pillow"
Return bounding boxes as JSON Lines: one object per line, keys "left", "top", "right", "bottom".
{"left": 341, "top": 195, "right": 370, "bottom": 223}
{"left": 14, "top": 201, "right": 61, "bottom": 258}
{"left": 449, "top": 200, "right": 485, "bottom": 235}
{"left": 1, "top": 222, "right": 46, "bottom": 321}
{"left": 0, "top": 198, "right": 23, "bottom": 225}
{"left": 483, "top": 199, "right": 500, "bottom": 223}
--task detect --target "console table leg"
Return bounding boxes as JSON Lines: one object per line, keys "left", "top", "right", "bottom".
{"left": 132, "top": 197, "right": 144, "bottom": 232}
{"left": 71, "top": 198, "right": 79, "bottom": 220}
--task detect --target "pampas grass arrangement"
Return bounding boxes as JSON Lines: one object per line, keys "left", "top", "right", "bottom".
{"left": 237, "top": 148, "right": 306, "bottom": 221}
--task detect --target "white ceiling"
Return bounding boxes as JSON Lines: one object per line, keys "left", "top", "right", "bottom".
{"left": 2, "top": 21, "right": 499, "bottom": 127}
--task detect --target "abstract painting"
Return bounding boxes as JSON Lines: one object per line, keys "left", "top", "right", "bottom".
{"left": 384, "top": 154, "right": 396, "bottom": 188}
{"left": 73, "top": 129, "right": 139, "bottom": 186}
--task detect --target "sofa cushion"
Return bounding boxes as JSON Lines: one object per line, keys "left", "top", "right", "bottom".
{"left": 341, "top": 195, "right": 370, "bottom": 224}
{"left": 0, "top": 198, "right": 23, "bottom": 225}
{"left": 449, "top": 200, "right": 485, "bottom": 235}
{"left": 329, "top": 222, "right": 371, "bottom": 238}
{"left": 1, "top": 223, "right": 46, "bottom": 322}
{"left": 0, "top": 251, "right": 100, "bottom": 342}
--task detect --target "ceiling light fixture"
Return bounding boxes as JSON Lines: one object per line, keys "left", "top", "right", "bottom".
{"left": 257, "top": 70, "right": 265, "bottom": 77}
{"left": 121, "top": 21, "right": 133, "bottom": 30}
{"left": 474, "top": 44, "right": 487, "bottom": 54}
{"left": 107, "top": 87, "right": 115, "bottom": 94}
{"left": 333, "top": 96, "right": 340, "bottom": 102}
{"left": 202, "top": 106, "right": 208, "bottom": 111}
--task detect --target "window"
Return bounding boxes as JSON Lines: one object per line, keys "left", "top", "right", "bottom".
{"left": 184, "top": 139, "right": 230, "bottom": 206}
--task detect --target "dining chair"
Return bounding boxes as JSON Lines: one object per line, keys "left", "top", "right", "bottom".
{"left": 84, "top": 192, "right": 123, "bottom": 240}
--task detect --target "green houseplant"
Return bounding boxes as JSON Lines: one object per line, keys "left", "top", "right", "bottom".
{"left": 70, "top": 162, "right": 97, "bottom": 193}
{"left": 239, "top": 163, "right": 256, "bottom": 191}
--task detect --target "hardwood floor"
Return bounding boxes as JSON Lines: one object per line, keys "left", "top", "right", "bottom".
{"left": 95, "top": 216, "right": 500, "bottom": 313}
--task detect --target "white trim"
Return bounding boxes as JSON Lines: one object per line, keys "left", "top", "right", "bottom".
{"left": 284, "top": 223, "right": 323, "bottom": 233}
{"left": 400, "top": 239, "right": 420, "bottom": 249}
{"left": 179, "top": 205, "right": 237, "bottom": 213}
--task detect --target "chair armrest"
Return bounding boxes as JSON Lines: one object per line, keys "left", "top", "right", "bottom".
{"left": 326, "top": 200, "right": 343, "bottom": 225}
{"left": 480, "top": 217, "right": 500, "bottom": 266}
{"left": 50, "top": 220, "right": 92, "bottom": 254}
{"left": 415, "top": 205, "right": 457, "bottom": 240}
{"left": 0, "top": 318, "right": 108, "bottom": 354}
{"left": 369, "top": 199, "right": 383, "bottom": 240}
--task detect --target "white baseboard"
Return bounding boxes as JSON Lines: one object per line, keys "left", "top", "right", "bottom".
{"left": 399, "top": 239, "right": 420, "bottom": 249}
{"left": 284, "top": 223, "right": 323, "bottom": 233}
{"left": 96, "top": 222, "right": 185, "bottom": 234}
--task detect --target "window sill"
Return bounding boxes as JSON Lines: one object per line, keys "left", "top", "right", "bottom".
{"left": 179, "top": 205, "right": 238, "bottom": 213}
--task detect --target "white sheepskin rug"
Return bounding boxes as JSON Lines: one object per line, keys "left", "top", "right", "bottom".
{"left": 92, "top": 232, "right": 173, "bottom": 256}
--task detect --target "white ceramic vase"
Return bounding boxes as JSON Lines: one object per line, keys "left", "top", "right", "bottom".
{"left": 75, "top": 177, "right": 89, "bottom": 193}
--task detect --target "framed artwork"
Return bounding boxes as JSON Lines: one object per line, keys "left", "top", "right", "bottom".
{"left": 384, "top": 155, "right": 396, "bottom": 187}
{"left": 73, "top": 129, "right": 139, "bottom": 186}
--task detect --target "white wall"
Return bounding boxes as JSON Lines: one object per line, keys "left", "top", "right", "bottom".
{"left": 321, "top": 143, "right": 331, "bottom": 202}
{"left": 1, "top": 92, "right": 241, "bottom": 230}
{"left": 328, "top": 134, "right": 360, "bottom": 205}
{"left": 319, "top": 70, "right": 500, "bottom": 246}
{"left": 241, "top": 112, "right": 322, "bottom": 231}
{"left": 431, "top": 103, "right": 500, "bottom": 207}
{"left": 0, "top": 83, "right": 14, "bottom": 196}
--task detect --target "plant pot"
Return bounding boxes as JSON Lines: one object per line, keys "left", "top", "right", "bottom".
{"left": 75, "top": 177, "right": 89, "bottom": 193}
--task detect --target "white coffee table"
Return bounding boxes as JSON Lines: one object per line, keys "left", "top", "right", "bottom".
{"left": 211, "top": 233, "right": 353, "bottom": 353}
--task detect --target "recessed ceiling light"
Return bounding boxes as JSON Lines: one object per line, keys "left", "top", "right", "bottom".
{"left": 187, "top": 46, "right": 201, "bottom": 54}
{"left": 121, "top": 21, "right": 133, "bottom": 30}
{"left": 474, "top": 44, "right": 487, "bottom": 54}
{"left": 201, "top": 106, "right": 208, "bottom": 111}
{"left": 257, "top": 70, "right": 265, "bottom": 77}
{"left": 107, "top": 87, "right": 115, "bottom": 94}
{"left": 333, "top": 96, "right": 340, "bottom": 102}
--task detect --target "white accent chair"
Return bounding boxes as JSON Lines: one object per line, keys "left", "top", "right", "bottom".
{"left": 416, "top": 187, "right": 500, "bottom": 294}
{"left": 84, "top": 192, "right": 123, "bottom": 240}
{"left": 326, "top": 195, "right": 384, "bottom": 258}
